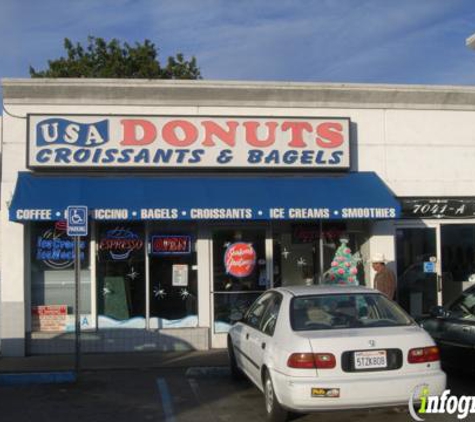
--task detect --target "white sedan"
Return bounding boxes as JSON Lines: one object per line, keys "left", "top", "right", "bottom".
{"left": 228, "top": 285, "right": 446, "bottom": 421}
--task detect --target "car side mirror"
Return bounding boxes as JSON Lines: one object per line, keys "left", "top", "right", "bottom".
{"left": 429, "top": 305, "right": 448, "bottom": 318}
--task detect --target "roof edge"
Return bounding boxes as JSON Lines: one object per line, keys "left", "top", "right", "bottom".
{"left": 3, "top": 78, "right": 475, "bottom": 110}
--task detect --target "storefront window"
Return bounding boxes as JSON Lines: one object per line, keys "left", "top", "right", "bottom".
{"left": 149, "top": 231, "right": 198, "bottom": 328}
{"left": 321, "top": 223, "right": 366, "bottom": 286}
{"left": 273, "top": 223, "right": 366, "bottom": 287}
{"left": 97, "top": 224, "right": 145, "bottom": 328}
{"left": 31, "top": 221, "right": 90, "bottom": 332}
{"left": 213, "top": 228, "right": 267, "bottom": 333}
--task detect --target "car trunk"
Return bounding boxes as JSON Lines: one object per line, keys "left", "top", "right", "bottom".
{"left": 299, "top": 325, "right": 435, "bottom": 377}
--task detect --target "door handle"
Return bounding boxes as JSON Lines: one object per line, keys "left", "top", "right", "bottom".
{"left": 261, "top": 342, "right": 266, "bottom": 350}
{"left": 461, "top": 326, "right": 471, "bottom": 333}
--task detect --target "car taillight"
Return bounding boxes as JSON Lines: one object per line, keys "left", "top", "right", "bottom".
{"left": 314, "top": 353, "right": 337, "bottom": 369}
{"left": 287, "top": 353, "right": 336, "bottom": 369}
{"left": 408, "top": 346, "right": 440, "bottom": 364}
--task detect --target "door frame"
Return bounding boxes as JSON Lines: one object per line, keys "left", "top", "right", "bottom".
{"left": 395, "top": 220, "right": 442, "bottom": 308}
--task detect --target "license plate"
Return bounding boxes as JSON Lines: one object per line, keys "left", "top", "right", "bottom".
{"left": 354, "top": 350, "right": 387, "bottom": 370}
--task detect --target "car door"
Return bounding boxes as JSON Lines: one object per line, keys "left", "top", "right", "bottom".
{"left": 437, "top": 287, "right": 475, "bottom": 372}
{"left": 240, "top": 292, "right": 275, "bottom": 385}
{"left": 246, "top": 292, "right": 283, "bottom": 388}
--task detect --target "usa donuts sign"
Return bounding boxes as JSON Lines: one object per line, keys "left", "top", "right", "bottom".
{"left": 28, "top": 115, "right": 350, "bottom": 169}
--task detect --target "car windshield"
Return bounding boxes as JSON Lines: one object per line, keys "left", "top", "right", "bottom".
{"left": 291, "top": 293, "right": 414, "bottom": 331}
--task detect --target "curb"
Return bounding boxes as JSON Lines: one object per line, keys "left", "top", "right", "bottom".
{"left": 0, "top": 371, "right": 77, "bottom": 386}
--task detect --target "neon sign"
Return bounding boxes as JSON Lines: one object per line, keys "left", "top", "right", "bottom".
{"left": 99, "top": 228, "right": 144, "bottom": 260}
{"left": 151, "top": 235, "right": 191, "bottom": 255}
{"left": 36, "top": 221, "right": 86, "bottom": 269}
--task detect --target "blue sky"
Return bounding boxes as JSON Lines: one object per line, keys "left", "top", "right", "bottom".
{"left": 1, "top": 0, "right": 475, "bottom": 99}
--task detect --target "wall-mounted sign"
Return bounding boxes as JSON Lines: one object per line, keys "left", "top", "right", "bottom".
{"left": 151, "top": 235, "right": 191, "bottom": 255}
{"left": 224, "top": 242, "right": 257, "bottom": 278}
{"left": 401, "top": 198, "right": 475, "bottom": 219}
{"left": 28, "top": 115, "right": 350, "bottom": 170}
{"left": 35, "top": 221, "right": 87, "bottom": 269}
{"left": 98, "top": 227, "right": 144, "bottom": 260}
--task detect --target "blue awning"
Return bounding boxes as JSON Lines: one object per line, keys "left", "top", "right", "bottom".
{"left": 9, "top": 171, "right": 400, "bottom": 222}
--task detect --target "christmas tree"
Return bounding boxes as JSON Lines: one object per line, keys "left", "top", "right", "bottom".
{"left": 326, "top": 239, "right": 359, "bottom": 285}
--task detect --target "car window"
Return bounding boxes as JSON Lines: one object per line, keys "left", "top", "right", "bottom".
{"left": 244, "top": 292, "right": 274, "bottom": 329}
{"left": 291, "top": 293, "right": 414, "bottom": 331}
{"left": 260, "top": 293, "right": 282, "bottom": 336}
{"left": 449, "top": 289, "right": 475, "bottom": 321}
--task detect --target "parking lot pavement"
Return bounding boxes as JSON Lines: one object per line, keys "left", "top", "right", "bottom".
{"left": 0, "top": 366, "right": 472, "bottom": 422}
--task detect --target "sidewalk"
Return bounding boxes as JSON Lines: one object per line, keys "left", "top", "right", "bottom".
{"left": 0, "top": 349, "right": 229, "bottom": 374}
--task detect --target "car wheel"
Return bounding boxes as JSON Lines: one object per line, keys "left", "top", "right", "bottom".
{"left": 264, "top": 370, "right": 288, "bottom": 422}
{"left": 227, "top": 337, "right": 243, "bottom": 380}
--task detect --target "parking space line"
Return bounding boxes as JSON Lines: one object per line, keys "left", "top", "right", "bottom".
{"left": 156, "top": 378, "right": 176, "bottom": 422}
{"left": 188, "top": 378, "right": 217, "bottom": 421}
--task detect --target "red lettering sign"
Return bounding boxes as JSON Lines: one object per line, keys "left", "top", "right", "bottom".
{"left": 32, "top": 305, "right": 68, "bottom": 332}
{"left": 120, "top": 119, "right": 157, "bottom": 145}
{"left": 152, "top": 235, "right": 191, "bottom": 255}
{"left": 118, "top": 118, "right": 347, "bottom": 149}
{"left": 32, "top": 305, "right": 68, "bottom": 316}
{"left": 224, "top": 242, "right": 256, "bottom": 278}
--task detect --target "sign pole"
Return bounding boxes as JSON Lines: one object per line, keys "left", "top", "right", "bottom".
{"left": 74, "top": 236, "right": 81, "bottom": 374}
{"left": 67, "top": 205, "right": 88, "bottom": 376}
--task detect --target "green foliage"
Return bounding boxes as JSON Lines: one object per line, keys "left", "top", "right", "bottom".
{"left": 30, "top": 36, "right": 202, "bottom": 79}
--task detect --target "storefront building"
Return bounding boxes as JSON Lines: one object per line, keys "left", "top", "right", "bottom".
{"left": 1, "top": 79, "right": 475, "bottom": 356}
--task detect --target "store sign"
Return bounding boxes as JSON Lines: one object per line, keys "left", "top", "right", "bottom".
{"left": 292, "top": 223, "right": 346, "bottom": 243}
{"left": 224, "top": 242, "right": 257, "bottom": 278}
{"left": 32, "top": 305, "right": 68, "bottom": 332}
{"left": 98, "top": 228, "right": 144, "bottom": 260}
{"left": 401, "top": 198, "right": 475, "bottom": 219}
{"left": 28, "top": 115, "right": 350, "bottom": 169}
{"left": 36, "top": 221, "right": 87, "bottom": 269}
{"left": 151, "top": 235, "right": 191, "bottom": 255}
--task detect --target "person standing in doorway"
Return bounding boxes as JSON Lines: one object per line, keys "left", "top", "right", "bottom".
{"left": 371, "top": 253, "right": 396, "bottom": 300}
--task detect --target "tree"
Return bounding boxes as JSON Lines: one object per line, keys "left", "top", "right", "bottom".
{"left": 325, "top": 239, "right": 360, "bottom": 286}
{"left": 30, "top": 36, "right": 201, "bottom": 79}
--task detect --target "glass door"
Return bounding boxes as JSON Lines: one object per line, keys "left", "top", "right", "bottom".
{"left": 149, "top": 230, "right": 198, "bottom": 329}
{"left": 211, "top": 228, "right": 268, "bottom": 346}
{"left": 396, "top": 228, "right": 438, "bottom": 317}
